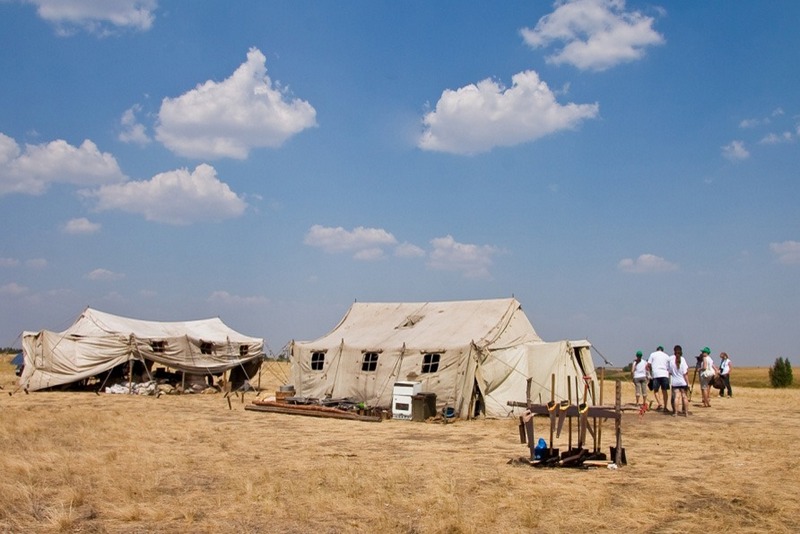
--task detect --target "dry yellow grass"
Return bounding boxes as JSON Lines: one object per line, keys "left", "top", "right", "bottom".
{"left": 1, "top": 356, "right": 799, "bottom": 533}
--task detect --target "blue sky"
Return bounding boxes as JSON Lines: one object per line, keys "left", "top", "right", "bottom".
{"left": 1, "top": 0, "right": 798, "bottom": 366}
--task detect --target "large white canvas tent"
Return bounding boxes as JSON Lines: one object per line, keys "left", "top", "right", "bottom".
{"left": 20, "top": 307, "right": 265, "bottom": 392}
{"left": 290, "top": 298, "right": 596, "bottom": 418}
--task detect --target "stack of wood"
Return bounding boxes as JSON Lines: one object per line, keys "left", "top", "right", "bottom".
{"left": 246, "top": 399, "right": 383, "bottom": 422}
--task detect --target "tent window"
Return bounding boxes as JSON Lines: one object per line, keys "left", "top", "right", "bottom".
{"left": 421, "top": 353, "right": 440, "bottom": 373}
{"left": 200, "top": 342, "right": 214, "bottom": 355}
{"left": 362, "top": 352, "right": 379, "bottom": 372}
{"left": 311, "top": 351, "right": 325, "bottom": 371}
{"left": 151, "top": 340, "right": 166, "bottom": 353}
{"left": 239, "top": 345, "right": 249, "bottom": 357}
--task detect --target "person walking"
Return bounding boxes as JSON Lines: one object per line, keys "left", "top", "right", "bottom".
{"left": 699, "top": 347, "right": 717, "bottom": 407}
{"left": 718, "top": 352, "right": 733, "bottom": 398}
{"left": 668, "top": 345, "right": 689, "bottom": 416}
{"left": 646, "top": 346, "right": 671, "bottom": 412}
{"left": 631, "top": 350, "right": 649, "bottom": 407}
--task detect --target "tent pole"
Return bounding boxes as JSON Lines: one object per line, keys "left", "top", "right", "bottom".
{"left": 257, "top": 356, "right": 262, "bottom": 392}
{"left": 96, "top": 368, "right": 114, "bottom": 395}
{"left": 128, "top": 360, "right": 133, "bottom": 395}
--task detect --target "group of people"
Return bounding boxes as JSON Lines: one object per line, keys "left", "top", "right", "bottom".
{"left": 630, "top": 345, "right": 733, "bottom": 416}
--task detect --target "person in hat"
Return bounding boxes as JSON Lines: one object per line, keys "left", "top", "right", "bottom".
{"left": 646, "top": 345, "right": 671, "bottom": 411}
{"left": 631, "top": 350, "right": 649, "bottom": 407}
{"left": 718, "top": 352, "right": 733, "bottom": 398}
{"left": 698, "top": 347, "right": 717, "bottom": 407}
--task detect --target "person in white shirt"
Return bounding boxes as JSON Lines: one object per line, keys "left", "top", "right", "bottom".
{"left": 631, "top": 350, "right": 649, "bottom": 406}
{"left": 699, "top": 347, "right": 717, "bottom": 407}
{"left": 668, "top": 345, "right": 690, "bottom": 416}
{"left": 646, "top": 346, "right": 671, "bottom": 411}
{"left": 718, "top": 352, "right": 733, "bottom": 398}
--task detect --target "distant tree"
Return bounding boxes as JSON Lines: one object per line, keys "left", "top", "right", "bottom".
{"left": 622, "top": 363, "right": 632, "bottom": 373}
{"left": 1, "top": 347, "right": 21, "bottom": 354}
{"left": 769, "top": 357, "right": 793, "bottom": 388}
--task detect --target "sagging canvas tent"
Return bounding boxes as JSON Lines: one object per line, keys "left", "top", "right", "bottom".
{"left": 290, "top": 298, "right": 596, "bottom": 419}
{"left": 20, "top": 307, "right": 265, "bottom": 392}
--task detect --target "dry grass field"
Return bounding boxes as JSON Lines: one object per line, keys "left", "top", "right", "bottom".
{"left": 1, "top": 356, "right": 799, "bottom": 533}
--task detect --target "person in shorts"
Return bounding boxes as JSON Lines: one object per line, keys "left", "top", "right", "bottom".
{"left": 631, "top": 350, "right": 649, "bottom": 407}
{"left": 699, "top": 347, "right": 717, "bottom": 407}
{"left": 646, "top": 345, "right": 671, "bottom": 411}
{"left": 668, "top": 345, "right": 689, "bottom": 416}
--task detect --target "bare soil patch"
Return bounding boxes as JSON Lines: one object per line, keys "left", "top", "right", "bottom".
{"left": 1, "top": 360, "right": 799, "bottom": 533}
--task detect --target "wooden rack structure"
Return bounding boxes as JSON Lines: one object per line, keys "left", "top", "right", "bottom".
{"left": 507, "top": 374, "right": 626, "bottom": 468}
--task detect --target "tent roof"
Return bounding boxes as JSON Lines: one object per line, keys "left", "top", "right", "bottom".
{"left": 298, "top": 298, "right": 540, "bottom": 350}
{"left": 56, "top": 307, "right": 262, "bottom": 343}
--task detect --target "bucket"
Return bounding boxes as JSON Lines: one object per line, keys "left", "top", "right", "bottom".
{"left": 443, "top": 406, "right": 456, "bottom": 418}
{"left": 276, "top": 384, "right": 295, "bottom": 403}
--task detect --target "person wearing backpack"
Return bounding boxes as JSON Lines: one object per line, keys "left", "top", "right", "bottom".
{"left": 699, "top": 347, "right": 717, "bottom": 408}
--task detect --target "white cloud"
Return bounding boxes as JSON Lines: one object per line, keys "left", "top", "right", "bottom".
{"left": 521, "top": 0, "right": 665, "bottom": 71}
{"left": 770, "top": 241, "right": 800, "bottom": 265}
{"left": 419, "top": 70, "right": 598, "bottom": 155}
{"left": 721, "top": 140, "right": 749, "bottom": 161}
{"left": 0, "top": 258, "right": 20, "bottom": 267}
{"left": 208, "top": 290, "right": 268, "bottom": 305}
{"left": 25, "top": 258, "right": 47, "bottom": 269}
{"left": 394, "top": 242, "right": 426, "bottom": 258}
{"left": 156, "top": 47, "right": 317, "bottom": 159}
{"left": 618, "top": 253, "right": 678, "bottom": 273}
{"left": 85, "top": 164, "right": 247, "bottom": 225}
{"left": 0, "top": 282, "right": 28, "bottom": 295}
{"left": 304, "top": 225, "right": 398, "bottom": 259}
{"left": 353, "top": 248, "right": 387, "bottom": 261}
{"left": 427, "top": 235, "right": 498, "bottom": 279}
{"left": 62, "top": 217, "right": 101, "bottom": 234}
{"left": 739, "top": 117, "right": 767, "bottom": 129}
{"left": 0, "top": 133, "right": 126, "bottom": 196}
{"left": 118, "top": 105, "right": 151, "bottom": 145}
{"left": 758, "top": 132, "right": 793, "bottom": 145}
{"left": 86, "top": 268, "right": 125, "bottom": 281}
{"left": 27, "top": 0, "right": 157, "bottom": 36}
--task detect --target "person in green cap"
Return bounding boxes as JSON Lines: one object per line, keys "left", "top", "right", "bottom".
{"left": 699, "top": 347, "right": 717, "bottom": 407}
{"left": 631, "top": 350, "right": 649, "bottom": 407}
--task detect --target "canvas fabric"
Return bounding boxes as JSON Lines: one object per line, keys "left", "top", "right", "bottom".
{"left": 20, "top": 308, "right": 264, "bottom": 391}
{"left": 290, "top": 298, "right": 597, "bottom": 418}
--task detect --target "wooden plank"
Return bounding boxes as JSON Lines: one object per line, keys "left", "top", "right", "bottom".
{"left": 245, "top": 403, "right": 382, "bottom": 422}
{"left": 506, "top": 401, "right": 620, "bottom": 420}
